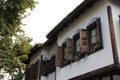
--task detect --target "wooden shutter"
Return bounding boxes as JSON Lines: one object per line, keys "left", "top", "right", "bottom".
{"left": 66, "top": 39, "right": 74, "bottom": 61}
{"left": 39, "top": 56, "right": 42, "bottom": 80}
{"left": 80, "top": 29, "right": 89, "bottom": 54}
{"left": 50, "top": 56, "right": 56, "bottom": 73}
{"left": 25, "top": 67, "right": 30, "bottom": 80}
{"left": 35, "top": 60, "right": 39, "bottom": 79}
{"left": 29, "top": 64, "right": 35, "bottom": 80}
{"left": 46, "top": 61, "right": 50, "bottom": 74}
{"left": 55, "top": 46, "right": 63, "bottom": 67}
{"left": 96, "top": 18, "right": 102, "bottom": 46}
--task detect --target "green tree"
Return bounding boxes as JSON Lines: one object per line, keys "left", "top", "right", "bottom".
{"left": 0, "top": 0, "right": 36, "bottom": 79}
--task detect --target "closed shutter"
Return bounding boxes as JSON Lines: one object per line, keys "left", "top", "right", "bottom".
{"left": 66, "top": 39, "right": 74, "bottom": 61}
{"left": 80, "top": 29, "right": 89, "bottom": 54}
{"left": 25, "top": 67, "right": 30, "bottom": 80}
{"left": 29, "top": 64, "right": 35, "bottom": 80}
{"left": 50, "top": 56, "right": 56, "bottom": 73}
{"left": 96, "top": 18, "right": 102, "bottom": 46}
{"left": 39, "top": 56, "right": 42, "bottom": 80}
{"left": 35, "top": 60, "right": 39, "bottom": 79}
{"left": 55, "top": 46, "right": 63, "bottom": 67}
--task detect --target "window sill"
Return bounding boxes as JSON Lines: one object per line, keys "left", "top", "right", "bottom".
{"left": 88, "top": 46, "right": 103, "bottom": 55}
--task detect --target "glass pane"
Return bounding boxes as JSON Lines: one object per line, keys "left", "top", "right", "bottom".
{"left": 91, "top": 29, "right": 96, "bottom": 37}
{"left": 91, "top": 36, "right": 97, "bottom": 44}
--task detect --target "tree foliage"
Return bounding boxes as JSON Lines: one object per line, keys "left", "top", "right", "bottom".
{"left": 0, "top": 0, "right": 36, "bottom": 79}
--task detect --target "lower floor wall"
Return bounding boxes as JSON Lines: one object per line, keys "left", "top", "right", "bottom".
{"left": 46, "top": 72, "right": 55, "bottom": 80}
{"left": 68, "top": 64, "right": 120, "bottom": 80}
{"left": 41, "top": 74, "right": 120, "bottom": 80}
{"left": 40, "top": 74, "right": 120, "bottom": 80}
{"left": 41, "top": 76, "right": 46, "bottom": 80}
{"left": 83, "top": 75, "right": 120, "bottom": 80}
{"left": 26, "top": 64, "right": 120, "bottom": 80}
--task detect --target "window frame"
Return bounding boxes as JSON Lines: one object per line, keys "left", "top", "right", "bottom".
{"left": 73, "top": 33, "right": 80, "bottom": 57}
{"left": 62, "top": 41, "right": 70, "bottom": 66}
{"left": 87, "top": 18, "right": 103, "bottom": 54}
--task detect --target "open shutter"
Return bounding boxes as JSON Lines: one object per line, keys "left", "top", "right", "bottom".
{"left": 96, "top": 18, "right": 102, "bottom": 46}
{"left": 55, "top": 46, "right": 63, "bottom": 67}
{"left": 80, "top": 29, "right": 89, "bottom": 54}
{"left": 66, "top": 39, "right": 74, "bottom": 61}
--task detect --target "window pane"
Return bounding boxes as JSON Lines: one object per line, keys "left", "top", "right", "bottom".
{"left": 91, "top": 29, "right": 96, "bottom": 37}
{"left": 91, "top": 36, "right": 97, "bottom": 44}
{"left": 64, "top": 47, "right": 67, "bottom": 59}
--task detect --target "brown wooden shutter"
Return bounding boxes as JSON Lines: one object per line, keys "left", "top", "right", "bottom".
{"left": 66, "top": 39, "right": 74, "bottom": 61}
{"left": 35, "top": 60, "right": 39, "bottom": 79}
{"left": 96, "top": 18, "right": 102, "bottom": 46}
{"left": 25, "top": 67, "right": 30, "bottom": 80}
{"left": 55, "top": 46, "right": 63, "bottom": 67}
{"left": 39, "top": 56, "right": 42, "bottom": 80}
{"left": 29, "top": 64, "right": 35, "bottom": 80}
{"left": 80, "top": 29, "right": 89, "bottom": 54}
{"left": 50, "top": 56, "right": 56, "bottom": 73}
{"left": 45, "top": 60, "right": 51, "bottom": 76}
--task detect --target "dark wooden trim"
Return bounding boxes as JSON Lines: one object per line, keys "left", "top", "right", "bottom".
{"left": 110, "top": 75, "right": 113, "bottom": 80}
{"left": 69, "top": 64, "right": 120, "bottom": 80}
{"left": 107, "top": 6, "right": 119, "bottom": 64}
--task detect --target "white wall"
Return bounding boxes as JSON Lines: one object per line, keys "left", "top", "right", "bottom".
{"left": 30, "top": 43, "right": 57, "bottom": 80}
{"left": 47, "top": 43, "right": 57, "bottom": 60}
{"left": 46, "top": 72, "right": 56, "bottom": 80}
{"left": 30, "top": 49, "right": 41, "bottom": 65}
{"left": 41, "top": 76, "right": 47, "bottom": 80}
{"left": 113, "top": 75, "right": 120, "bottom": 80}
{"left": 109, "top": 1, "right": 120, "bottom": 63}
{"left": 56, "top": 0, "right": 114, "bottom": 80}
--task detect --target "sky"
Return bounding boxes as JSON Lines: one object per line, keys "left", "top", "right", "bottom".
{"left": 22, "top": 0, "right": 84, "bottom": 45}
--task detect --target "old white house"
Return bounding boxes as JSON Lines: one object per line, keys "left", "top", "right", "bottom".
{"left": 25, "top": 0, "right": 120, "bottom": 80}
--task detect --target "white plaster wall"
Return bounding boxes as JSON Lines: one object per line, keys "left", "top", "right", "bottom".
{"left": 30, "top": 43, "right": 57, "bottom": 80}
{"left": 109, "top": 1, "right": 120, "bottom": 64}
{"left": 47, "top": 43, "right": 57, "bottom": 60}
{"left": 113, "top": 75, "right": 120, "bottom": 80}
{"left": 30, "top": 49, "right": 41, "bottom": 65}
{"left": 56, "top": 1, "right": 114, "bottom": 80}
{"left": 41, "top": 76, "right": 47, "bottom": 80}
{"left": 46, "top": 72, "right": 56, "bottom": 80}
{"left": 30, "top": 47, "right": 49, "bottom": 65}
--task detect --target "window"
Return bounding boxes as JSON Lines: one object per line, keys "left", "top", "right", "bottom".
{"left": 62, "top": 38, "right": 74, "bottom": 66}
{"left": 62, "top": 42, "right": 69, "bottom": 65}
{"left": 73, "top": 30, "right": 85, "bottom": 60}
{"left": 41, "top": 56, "right": 56, "bottom": 76}
{"left": 55, "top": 18, "right": 103, "bottom": 67}
{"left": 87, "top": 18, "right": 103, "bottom": 53}
{"left": 73, "top": 32, "right": 80, "bottom": 57}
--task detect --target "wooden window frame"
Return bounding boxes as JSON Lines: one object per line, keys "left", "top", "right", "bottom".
{"left": 73, "top": 32, "right": 86, "bottom": 61}
{"left": 62, "top": 41, "right": 70, "bottom": 66}
{"left": 87, "top": 18, "right": 103, "bottom": 54}
{"left": 73, "top": 32, "right": 80, "bottom": 57}
{"left": 62, "top": 38, "right": 74, "bottom": 66}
